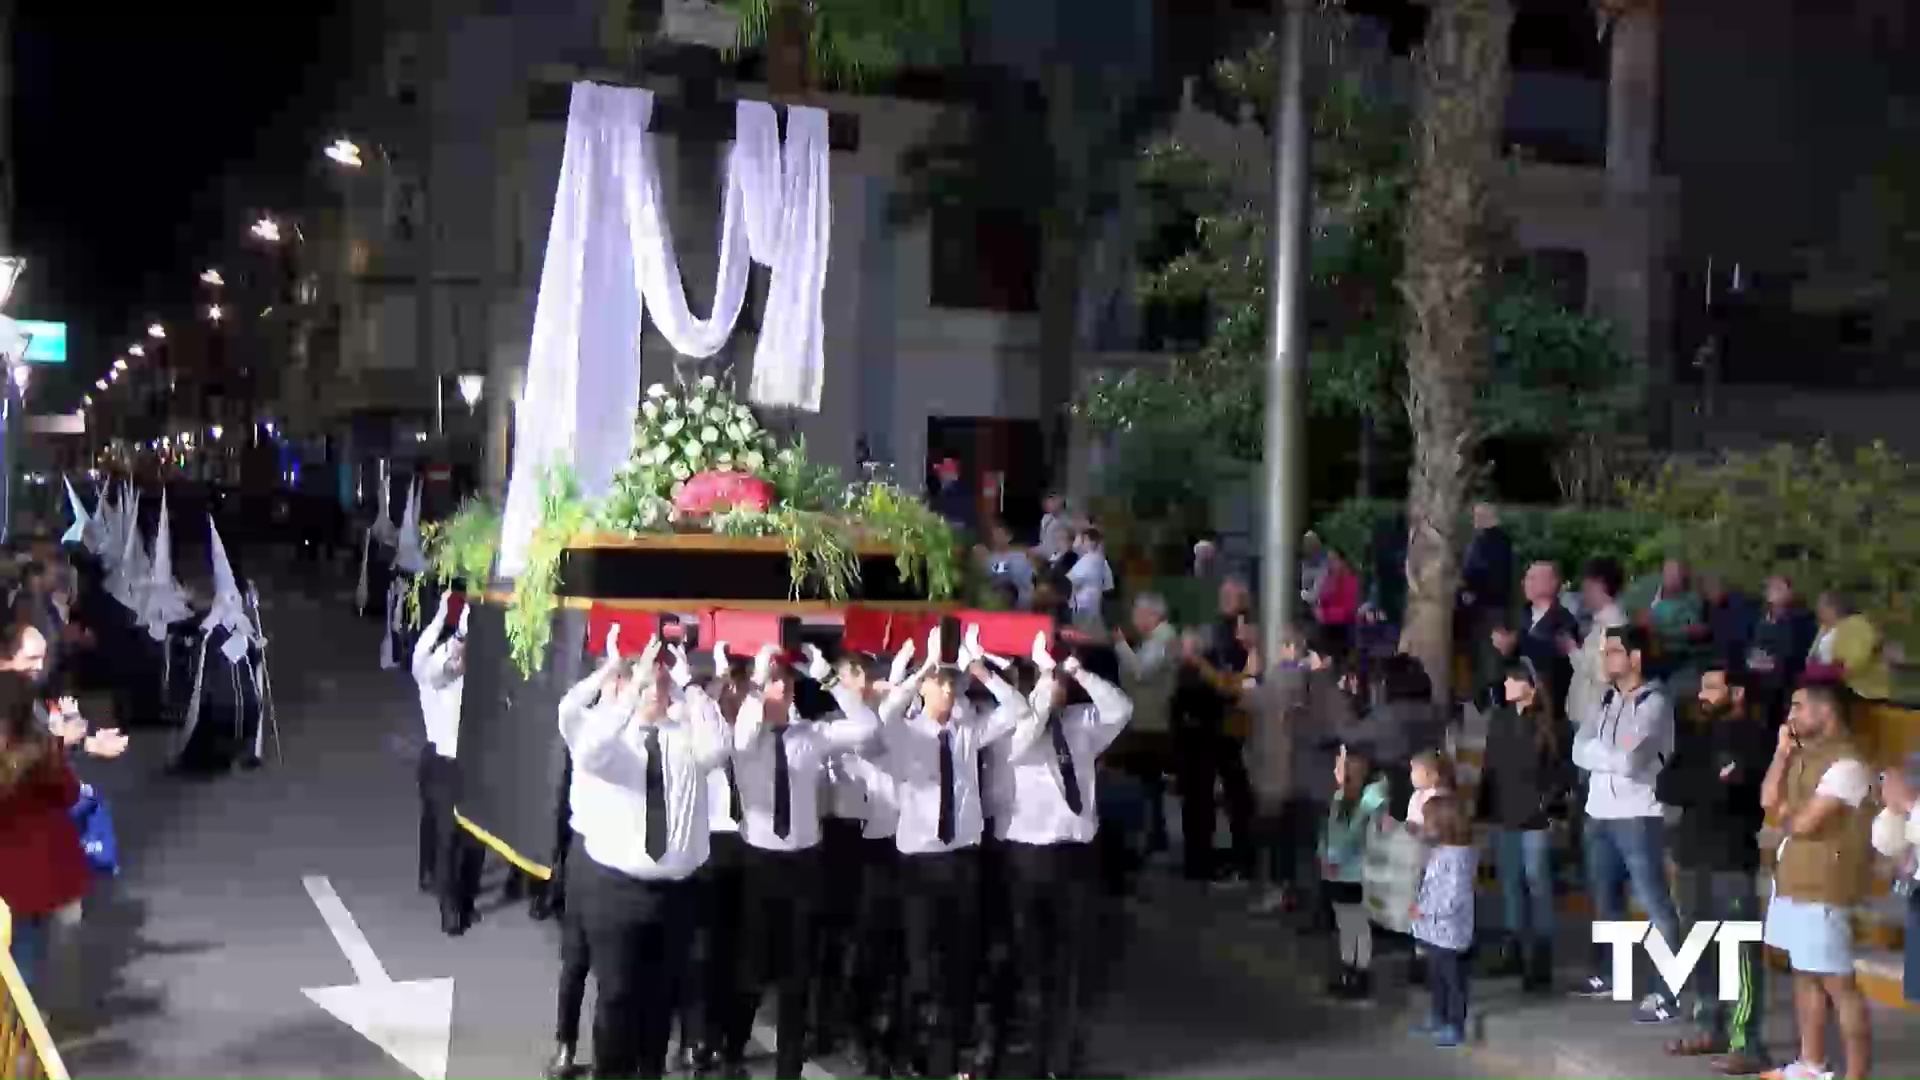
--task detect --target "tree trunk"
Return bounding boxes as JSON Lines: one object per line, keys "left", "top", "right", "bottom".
{"left": 1356, "top": 411, "right": 1376, "bottom": 499}
{"left": 1395, "top": 0, "right": 1513, "bottom": 703}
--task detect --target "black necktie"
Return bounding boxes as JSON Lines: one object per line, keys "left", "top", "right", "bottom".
{"left": 772, "top": 726, "right": 792, "bottom": 840}
{"left": 1050, "top": 715, "right": 1084, "bottom": 815}
{"left": 936, "top": 727, "right": 956, "bottom": 845}
{"left": 724, "top": 759, "right": 743, "bottom": 824}
{"left": 642, "top": 727, "right": 667, "bottom": 862}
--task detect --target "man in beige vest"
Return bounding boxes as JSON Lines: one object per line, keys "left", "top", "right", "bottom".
{"left": 1759, "top": 681, "right": 1874, "bottom": 1080}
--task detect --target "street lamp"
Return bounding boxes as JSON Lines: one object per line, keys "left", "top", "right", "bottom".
{"left": 82, "top": 394, "right": 91, "bottom": 407}
{"left": 128, "top": 344, "right": 145, "bottom": 358}
{"left": 210, "top": 424, "right": 224, "bottom": 441}
{"left": 200, "top": 268, "right": 225, "bottom": 287}
{"left": 113, "top": 358, "right": 128, "bottom": 371}
{"left": 208, "top": 304, "right": 224, "bottom": 322}
{"left": 457, "top": 373, "right": 485, "bottom": 411}
{"left": 324, "top": 137, "right": 365, "bottom": 168}
{"left": 94, "top": 379, "right": 107, "bottom": 392}
{"left": 251, "top": 216, "right": 283, "bottom": 243}
{"left": 147, "top": 323, "right": 166, "bottom": 340}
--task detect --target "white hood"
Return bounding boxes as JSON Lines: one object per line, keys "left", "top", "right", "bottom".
{"left": 99, "top": 482, "right": 125, "bottom": 572}
{"left": 61, "top": 476, "right": 90, "bottom": 547}
{"left": 394, "top": 478, "right": 425, "bottom": 574}
{"left": 370, "top": 462, "right": 398, "bottom": 548}
{"left": 202, "top": 516, "right": 255, "bottom": 641}
{"left": 136, "top": 490, "right": 194, "bottom": 639}
{"left": 107, "top": 488, "right": 144, "bottom": 608}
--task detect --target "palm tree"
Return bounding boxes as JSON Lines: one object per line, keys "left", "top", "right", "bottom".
{"left": 1394, "top": 0, "right": 1514, "bottom": 699}
{"left": 723, "top": 0, "right": 972, "bottom": 93}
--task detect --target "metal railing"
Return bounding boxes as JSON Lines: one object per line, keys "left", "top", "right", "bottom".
{"left": 0, "top": 900, "right": 68, "bottom": 1080}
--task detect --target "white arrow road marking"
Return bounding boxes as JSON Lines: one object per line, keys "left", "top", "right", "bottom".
{"left": 300, "top": 875, "right": 454, "bottom": 1080}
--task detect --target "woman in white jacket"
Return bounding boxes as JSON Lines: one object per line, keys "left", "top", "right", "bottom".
{"left": 1872, "top": 769, "right": 1920, "bottom": 1004}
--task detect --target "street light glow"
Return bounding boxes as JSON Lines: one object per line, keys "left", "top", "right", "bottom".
{"left": 208, "top": 304, "right": 223, "bottom": 321}
{"left": 147, "top": 323, "right": 166, "bottom": 339}
{"left": 113, "top": 358, "right": 128, "bottom": 371}
{"left": 457, "top": 373, "right": 486, "bottom": 409}
{"left": 325, "top": 138, "right": 365, "bottom": 168}
{"left": 94, "top": 379, "right": 107, "bottom": 391}
{"left": 200, "top": 268, "right": 225, "bottom": 287}
{"left": 128, "top": 344, "right": 145, "bottom": 357}
{"left": 210, "top": 424, "right": 224, "bottom": 441}
{"left": 109, "top": 368, "right": 119, "bottom": 382}
{"left": 82, "top": 394, "right": 91, "bottom": 406}
{"left": 251, "top": 216, "right": 283, "bottom": 243}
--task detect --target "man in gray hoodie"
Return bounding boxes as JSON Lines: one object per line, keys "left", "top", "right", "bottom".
{"left": 1571, "top": 625, "right": 1683, "bottom": 1025}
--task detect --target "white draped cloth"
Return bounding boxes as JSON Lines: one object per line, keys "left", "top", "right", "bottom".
{"left": 498, "top": 81, "right": 833, "bottom": 577}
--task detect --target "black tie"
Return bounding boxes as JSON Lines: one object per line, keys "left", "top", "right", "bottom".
{"left": 724, "top": 759, "right": 743, "bottom": 824}
{"left": 642, "top": 727, "right": 667, "bottom": 862}
{"left": 772, "top": 726, "right": 792, "bottom": 840}
{"left": 1050, "top": 715, "right": 1084, "bottom": 815}
{"left": 936, "top": 727, "right": 956, "bottom": 845}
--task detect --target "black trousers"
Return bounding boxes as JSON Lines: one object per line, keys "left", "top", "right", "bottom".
{"left": 1005, "top": 842, "right": 1096, "bottom": 1076}
{"left": 555, "top": 897, "right": 591, "bottom": 1048}
{"left": 848, "top": 837, "right": 905, "bottom": 1063}
{"left": 417, "top": 751, "right": 483, "bottom": 922}
{"left": 811, "top": 818, "right": 865, "bottom": 1047}
{"left": 729, "top": 845, "right": 823, "bottom": 1079}
{"left": 1426, "top": 945, "right": 1469, "bottom": 1029}
{"left": 1173, "top": 724, "right": 1255, "bottom": 880}
{"left": 687, "top": 832, "right": 748, "bottom": 1056}
{"left": 900, "top": 848, "right": 981, "bottom": 1078}
{"left": 568, "top": 845, "right": 698, "bottom": 1080}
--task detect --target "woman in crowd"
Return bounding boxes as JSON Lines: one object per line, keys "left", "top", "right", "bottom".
{"left": 1811, "top": 590, "right": 1891, "bottom": 704}
{"left": 1475, "top": 656, "right": 1570, "bottom": 991}
{"left": 0, "top": 670, "right": 90, "bottom": 991}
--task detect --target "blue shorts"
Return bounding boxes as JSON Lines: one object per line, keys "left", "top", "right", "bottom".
{"left": 1764, "top": 890, "right": 1854, "bottom": 977}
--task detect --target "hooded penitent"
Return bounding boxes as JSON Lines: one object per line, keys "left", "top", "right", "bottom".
{"left": 62, "top": 476, "right": 91, "bottom": 548}
{"left": 382, "top": 479, "right": 425, "bottom": 669}
{"left": 136, "top": 490, "right": 193, "bottom": 641}
{"left": 175, "top": 516, "right": 268, "bottom": 770}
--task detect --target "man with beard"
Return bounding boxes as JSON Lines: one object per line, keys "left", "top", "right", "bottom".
{"left": 1655, "top": 661, "right": 1770, "bottom": 1074}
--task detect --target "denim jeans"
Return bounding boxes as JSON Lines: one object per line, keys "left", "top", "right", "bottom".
{"left": 1583, "top": 815, "right": 1683, "bottom": 998}
{"left": 1494, "top": 827, "right": 1554, "bottom": 948}
{"left": 8, "top": 912, "right": 49, "bottom": 991}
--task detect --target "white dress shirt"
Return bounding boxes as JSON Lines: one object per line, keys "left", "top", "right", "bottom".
{"left": 844, "top": 751, "right": 901, "bottom": 840}
{"left": 822, "top": 753, "right": 869, "bottom": 821}
{"left": 878, "top": 668, "right": 1031, "bottom": 855}
{"left": 732, "top": 686, "right": 880, "bottom": 852}
{"left": 988, "top": 666, "right": 1132, "bottom": 846}
{"left": 560, "top": 668, "right": 730, "bottom": 881}
{"left": 707, "top": 765, "right": 742, "bottom": 834}
{"left": 410, "top": 602, "right": 462, "bottom": 758}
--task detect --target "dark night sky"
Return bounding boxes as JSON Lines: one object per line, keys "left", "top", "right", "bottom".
{"left": 12, "top": 2, "right": 345, "bottom": 408}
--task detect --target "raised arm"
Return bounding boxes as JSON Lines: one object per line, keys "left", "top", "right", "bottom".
{"left": 972, "top": 665, "right": 1034, "bottom": 747}
{"left": 733, "top": 692, "right": 769, "bottom": 753}
{"left": 411, "top": 592, "right": 451, "bottom": 683}
{"left": 820, "top": 685, "right": 882, "bottom": 751}
{"left": 1070, "top": 661, "right": 1134, "bottom": 754}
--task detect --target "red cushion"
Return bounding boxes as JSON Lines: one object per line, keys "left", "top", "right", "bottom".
{"left": 585, "top": 605, "right": 673, "bottom": 660}
{"left": 960, "top": 610, "right": 1056, "bottom": 658}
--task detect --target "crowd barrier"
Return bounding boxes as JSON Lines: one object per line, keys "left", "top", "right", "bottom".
{"left": 0, "top": 900, "right": 67, "bottom": 1080}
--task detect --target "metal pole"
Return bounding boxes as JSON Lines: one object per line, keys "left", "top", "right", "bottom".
{"left": 1259, "top": 0, "right": 1312, "bottom": 663}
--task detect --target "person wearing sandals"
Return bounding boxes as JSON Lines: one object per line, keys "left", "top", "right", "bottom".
{"left": 1655, "top": 660, "right": 1771, "bottom": 1075}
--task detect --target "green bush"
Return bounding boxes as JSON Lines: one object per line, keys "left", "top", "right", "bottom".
{"left": 1315, "top": 498, "right": 1655, "bottom": 584}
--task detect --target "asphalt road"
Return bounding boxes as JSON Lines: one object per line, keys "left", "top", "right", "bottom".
{"left": 43, "top": 566, "right": 1529, "bottom": 1079}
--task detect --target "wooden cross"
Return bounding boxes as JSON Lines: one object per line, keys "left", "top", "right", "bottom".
{"left": 524, "top": 59, "right": 862, "bottom": 151}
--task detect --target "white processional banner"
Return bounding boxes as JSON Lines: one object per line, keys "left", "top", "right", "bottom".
{"left": 499, "top": 81, "right": 832, "bottom": 578}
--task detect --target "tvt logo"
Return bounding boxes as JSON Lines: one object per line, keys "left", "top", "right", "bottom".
{"left": 1591, "top": 920, "right": 1764, "bottom": 1002}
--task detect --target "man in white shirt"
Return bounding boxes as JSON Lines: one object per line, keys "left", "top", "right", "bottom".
{"left": 841, "top": 645, "right": 912, "bottom": 1079}
{"left": 680, "top": 648, "right": 750, "bottom": 1080}
{"left": 878, "top": 626, "right": 1033, "bottom": 1080}
{"left": 410, "top": 592, "right": 481, "bottom": 937}
{"left": 558, "top": 630, "right": 730, "bottom": 1080}
{"left": 717, "top": 644, "right": 879, "bottom": 1079}
{"left": 990, "top": 634, "right": 1131, "bottom": 1078}
{"left": 1570, "top": 625, "right": 1683, "bottom": 1024}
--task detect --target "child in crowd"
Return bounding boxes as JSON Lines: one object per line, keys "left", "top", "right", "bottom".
{"left": 1322, "top": 744, "right": 1388, "bottom": 999}
{"left": 1407, "top": 749, "right": 1455, "bottom": 828}
{"left": 1410, "top": 795, "right": 1478, "bottom": 1048}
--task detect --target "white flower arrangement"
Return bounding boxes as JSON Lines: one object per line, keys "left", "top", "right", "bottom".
{"left": 598, "top": 372, "right": 776, "bottom": 532}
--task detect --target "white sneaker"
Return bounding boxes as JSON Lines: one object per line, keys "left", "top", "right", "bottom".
{"left": 1760, "top": 1063, "right": 1833, "bottom": 1080}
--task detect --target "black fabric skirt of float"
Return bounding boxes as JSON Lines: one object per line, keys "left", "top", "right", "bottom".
{"left": 364, "top": 540, "right": 396, "bottom": 622}
{"left": 173, "top": 625, "right": 265, "bottom": 773}
{"left": 95, "top": 604, "right": 167, "bottom": 730}
{"left": 452, "top": 601, "right": 586, "bottom": 877}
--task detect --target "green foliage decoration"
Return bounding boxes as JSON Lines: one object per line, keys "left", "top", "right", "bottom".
{"left": 406, "top": 498, "right": 502, "bottom": 630}
{"left": 505, "top": 465, "right": 593, "bottom": 680}
{"left": 1626, "top": 441, "right": 1920, "bottom": 653}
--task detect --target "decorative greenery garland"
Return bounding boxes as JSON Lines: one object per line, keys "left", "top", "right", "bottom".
{"left": 409, "top": 372, "right": 961, "bottom": 679}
